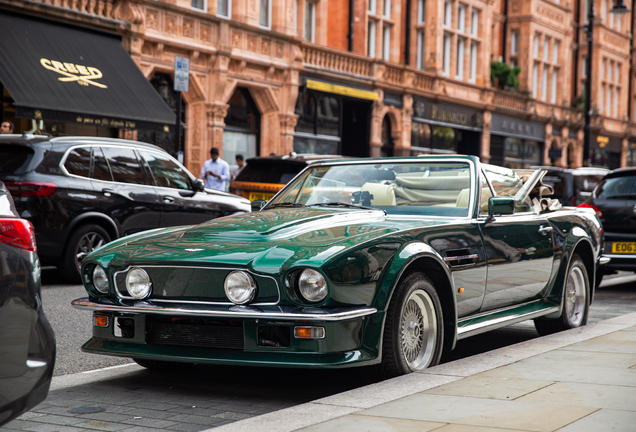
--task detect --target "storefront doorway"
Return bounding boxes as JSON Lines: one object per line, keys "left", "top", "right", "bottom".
{"left": 381, "top": 116, "right": 394, "bottom": 157}
{"left": 223, "top": 87, "right": 260, "bottom": 172}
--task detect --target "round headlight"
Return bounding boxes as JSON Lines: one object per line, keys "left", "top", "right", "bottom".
{"left": 126, "top": 268, "right": 152, "bottom": 299}
{"left": 298, "top": 269, "right": 327, "bottom": 302}
{"left": 224, "top": 271, "right": 256, "bottom": 304}
{"left": 92, "top": 266, "right": 109, "bottom": 293}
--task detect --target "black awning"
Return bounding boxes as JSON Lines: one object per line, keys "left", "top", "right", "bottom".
{"left": 0, "top": 11, "right": 175, "bottom": 132}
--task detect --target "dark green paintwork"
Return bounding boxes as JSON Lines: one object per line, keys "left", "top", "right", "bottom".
{"left": 76, "top": 157, "right": 603, "bottom": 368}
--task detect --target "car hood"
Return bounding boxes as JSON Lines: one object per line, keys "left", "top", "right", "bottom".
{"left": 90, "top": 208, "right": 444, "bottom": 274}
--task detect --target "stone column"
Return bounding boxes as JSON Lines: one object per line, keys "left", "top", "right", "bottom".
{"left": 370, "top": 100, "right": 385, "bottom": 158}
{"left": 621, "top": 137, "right": 629, "bottom": 167}
{"left": 206, "top": 102, "right": 229, "bottom": 158}
{"left": 279, "top": 113, "right": 298, "bottom": 155}
{"left": 396, "top": 95, "right": 413, "bottom": 157}
{"left": 480, "top": 111, "right": 492, "bottom": 163}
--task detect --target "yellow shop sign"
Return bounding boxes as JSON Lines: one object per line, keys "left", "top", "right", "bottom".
{"left": 40, "top": 58, "right": 107, "bottom": 88}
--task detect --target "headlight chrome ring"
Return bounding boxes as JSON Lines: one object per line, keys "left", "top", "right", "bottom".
{"left": 298, "top": 269, "right": 328, "bottom": 302}
{"left": 126, "top": 268, "right": 152, "bottom": 299}
{"left": 225, "top": 271, "right": 257, "bottom": 304}
{"left": 92, "top": 265, "right": 109, "bottom": 293}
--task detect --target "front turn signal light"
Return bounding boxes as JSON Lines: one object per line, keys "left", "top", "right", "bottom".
{"left": 94, "top": 315, "right": 109, "bottom": 327}
{"left": 294, "top": 326, "right": 325, "bottom": 339}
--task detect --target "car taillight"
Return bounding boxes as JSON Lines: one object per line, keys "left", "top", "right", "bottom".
{"left": 0, "top": 218, "right": 37, "bottom": 252}
{"left": 571, "top": 196, "right": 577, "bottom": 207}
{"left": 4, "top": 182, "right": 57, "bottom": 197}
{"left": 578, "top": 202, "right": 603, "bottom": 217}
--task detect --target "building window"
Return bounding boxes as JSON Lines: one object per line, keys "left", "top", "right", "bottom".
{"left": 417, "top": 31, "right": 425, "bottom": 69}
{"left": 418, "top": 0, "right": 426, "bottom": 23}
{"left": 458, "top": 4, "right": 466, "bottom": 32}
{"left": 443, "top": 33, "right": 451, "bottom": 75}
{"left": 383, "top": 24, "right": 391, "bottom": 60}
{"left": 444, "top": 1, "right": 452, "bottom": 27}
{"left": 551, "top": 70, "right": 557, "bottom": 104}
{"left": 582, "top": 56, "right": 587, "bottom": 77}
{"left": 533, "top": 33, "right": 539, "bottom": 58}
{"left": 384, "top": 0, "right": 391, "bottom": 17}
{"left": 541, "top": 66, "right": 548, "bottom": 101}
{"left": 600, "top": 86, "right": 604, "bottom": 113}
{"left": 532, "top": 62, "right": 538, "bottom": 98}
{"left": 584, "top": 0, "right": 590, "bottom": 23}
{"left": 368, "top": 19, "right": 376, "bottom": 57}
{"left": 543, "top": 37, "right": 549, "bottom": 61}
{"left": 471, "top": 9, "right": 478, "bottom": 36}
{"left": 416, "top": 0, "right": 426, "bottom": 69}
{"left": 305, "top": 0, "right": 315, "bottom": 42}
{"left": 552, "top": 41, "right": 559, "bottom": 63}
{"left": 456, "top": 37, "right": 465, "bottom": 79}
{"left": 369, "top": 0, "right": 377, "bottom": 14}
{"left": 192, "top": 0, "right": 206, "bottom": 10}
{"left": 470, "top": 41, "right": 477, "bottom": 83}
{"left": 217, "top": 0, "right": 230, "bottom": 17}
{"left": 259, "top": 0, "right": 270, "bottom": 27}
{"left": 511, "top": 31, "right": 518, "bottom": 55}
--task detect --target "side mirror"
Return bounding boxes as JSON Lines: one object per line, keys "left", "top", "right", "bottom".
{"left": 193, "top": 178, "right": 205, "bottom": 192}
{"left": 488, "top": 196, "right": 515, "bottom": 219}
{"left": 251, "top": 200, "right": 267, "bottom": 211}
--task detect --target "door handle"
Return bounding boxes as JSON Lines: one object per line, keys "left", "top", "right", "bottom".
{"left": 102, "top": 188, "right": 115, "bottom": 197}
{"left": 163, "top": 196, "right": 175, "bottom": 203}
{"left": 538, "top": 225, "right": 553, "bottom": 235}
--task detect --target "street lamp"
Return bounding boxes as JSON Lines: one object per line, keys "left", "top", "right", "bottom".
{"left": 583, "top": 0, "right": 630, "bottom": 166}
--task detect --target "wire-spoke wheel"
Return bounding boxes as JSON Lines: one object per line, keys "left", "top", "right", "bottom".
{"left": 59, "top": 224, "right": 111, "bottom": 284}
{"left": 380, "top": 272, "right": 443, "bottom": 378}
{"left": 535, "top": 254, "right": 589, "bottom": 336}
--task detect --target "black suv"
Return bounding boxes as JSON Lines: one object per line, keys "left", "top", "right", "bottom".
{"left": 534, "top": 166, "right": 609, "bottom": 206}
{"left": 0, "top": 134, "right": 250, "bottom": 282}
{"left": 580, "top": 167, "right": 636, "bottom": 284}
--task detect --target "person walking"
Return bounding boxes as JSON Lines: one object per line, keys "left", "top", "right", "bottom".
{"left": 1, "top": 120, "right": 14, "bottom": 134}
{"left": 201, "top": 147, "right": 230, "bottom": 191}
{"left": 231, "top": 154, "right": 246, "bottom": 180}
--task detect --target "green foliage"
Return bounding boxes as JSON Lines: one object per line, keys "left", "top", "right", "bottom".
{"left": 490, "top": 61, "right": 521, "bottom": 90}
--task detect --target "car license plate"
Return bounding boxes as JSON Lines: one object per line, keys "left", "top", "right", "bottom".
{"left": 611, "top": 242, "right": 636, "bottom": 253}
{"left": 249, "top": 192, "right": 275, "bottom": 202}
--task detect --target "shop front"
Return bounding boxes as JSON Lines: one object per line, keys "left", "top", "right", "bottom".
{"left": 627, "top": 141, "right": 636, "bottom": 167}
{"left": 489, "top": 114, "right": 545, "bottom": 168}
{"left": 590, "top": 133, "right": 622, "bottom": 169}
{"left": 0, "top": 10, "right": 175, "bottom": 135}
{"left": 293, "top": 77, "right": 378, "bottom": 157}
{"left": 410, "top": 98, "right": 483, "bottom": 157}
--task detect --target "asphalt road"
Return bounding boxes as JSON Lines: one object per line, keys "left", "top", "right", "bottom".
{"left": 43, "top": 268, "right": 636, "bottom": 377}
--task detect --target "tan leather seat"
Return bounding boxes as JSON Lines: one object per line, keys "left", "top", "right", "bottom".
{"left": 360, "top": 182, "right": 397, "bottom": 206}
{"left": 456, "top": 187, "right": 492, "bottom": 211}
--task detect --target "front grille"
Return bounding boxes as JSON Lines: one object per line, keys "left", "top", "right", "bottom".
{"left": 146, "top": 322, "right": 244, "bottom": 350}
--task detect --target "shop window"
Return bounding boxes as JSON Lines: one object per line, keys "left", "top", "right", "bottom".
{"left": 381, "top": 116, "right": 394, "bottom": 157}
{"left": 295, "top": 91, "right": 316, "bottom": 134}
{"left": 294, "top": 88, "right": 341, "bottom": 155}
{"left": 503, "top": 138, "right": 542, "bottom": 169}
{"left": 316, "top": 96, "right": 340, "bottom": 136}
{"left": 627, "top": 145, "right": 636, "bottom": 167}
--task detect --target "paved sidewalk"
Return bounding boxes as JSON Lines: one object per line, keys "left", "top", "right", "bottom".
{"left": 211, "top": 312, "right": 636, "bottom": 432}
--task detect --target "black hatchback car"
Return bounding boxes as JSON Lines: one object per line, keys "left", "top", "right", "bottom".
{"left": 533, "top": 166, "right": 609, "bottom": 206}
{"left": 0, "top": 181, "right": 55, "bottom": 426}
{"left": 579, "top": 167, "right": 636, "bottom": 283}
{"left": 0, "top": 134, "right": 250, "bottom": 282}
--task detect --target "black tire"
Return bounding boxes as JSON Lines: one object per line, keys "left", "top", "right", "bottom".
{"left": 380, "top": 272, "right": 444, "bottom": 378}
{"left": 59, "top": 224, "right": 111, "bottom": 284}
{"left": 595, "top": 270, "right": 604, "bottom": 290}
{"left": 534, "top": 254, "right": 589, "bottom": 336}
{"left": 133, "top": 358, "right": 193, "bottom": 371}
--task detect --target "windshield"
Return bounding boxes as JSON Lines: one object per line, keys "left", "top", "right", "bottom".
{"left": 267, "top": 161, "right": 473, "bottom": 217}
{"left": 595, "top": 174, "right": 636, "bottom": 199}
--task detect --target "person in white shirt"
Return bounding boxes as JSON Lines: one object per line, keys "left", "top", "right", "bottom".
{"left": 200, "top": 147, "right": 230, "bottom": 191}
{"left": 231, "top": 154, "right": 245, "bottom": 180}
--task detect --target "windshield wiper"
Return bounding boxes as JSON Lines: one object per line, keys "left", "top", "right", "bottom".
{"left": 309, "top": 202, "right": 378, "bottom": 211}
{"left": 268, "top": 202, "right": 306, "bottom": 208}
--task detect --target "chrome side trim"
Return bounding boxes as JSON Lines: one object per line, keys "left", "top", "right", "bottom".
{"left": 443, "top": 254, "right": 478, "bottom": 263}
{"left": 113, "top": 265, "right": 281, "bottom": 305}
{"left": 71, "top": 297, "right": 376, "bottom": 322}
{"left": 457, "top": 302, "right": 559, "bottom": 340}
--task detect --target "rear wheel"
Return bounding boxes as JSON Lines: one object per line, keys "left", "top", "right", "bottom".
{"left": 59, "top": 224, "right": 110, "bottom": 284}
{"left": 535, "top": 254, "right": 589, "bottom": 336}
{"left": 380, "top": 272, "right": 444, "bottom": 378}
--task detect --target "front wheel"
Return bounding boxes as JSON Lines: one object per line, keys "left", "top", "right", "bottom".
{"left": 59, "top": 224, "right": 111, "bottom": 284}
{"left": 535, "top": 254, "right": 589, "bottom": 336}
{"left": 380, "top": 272, "right": 444, "bottom": 378}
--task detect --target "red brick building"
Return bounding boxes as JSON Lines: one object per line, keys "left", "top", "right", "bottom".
{"left": 2, "top": 0, "right": 636, "bottom": 173}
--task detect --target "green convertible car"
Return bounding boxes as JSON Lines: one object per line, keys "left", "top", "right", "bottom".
{"left": 72, "top": 155, "right": 603, "bottom": 377}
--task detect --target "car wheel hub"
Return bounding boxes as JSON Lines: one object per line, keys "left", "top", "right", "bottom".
{"left": 75, "top": 232, "right": 106, "bottom": 270}
{"left": 565, "top": 266, "right": 585, "bottom": 327}
{"left": 400, "top": 290, "right": 437, "bottom": 370}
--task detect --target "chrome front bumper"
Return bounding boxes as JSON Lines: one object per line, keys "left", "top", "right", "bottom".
{"left": 599, "top": 256, "right": 612, "bottom": 265}
{"left": 71, "top": 297, "right": 377, "bottom": 322}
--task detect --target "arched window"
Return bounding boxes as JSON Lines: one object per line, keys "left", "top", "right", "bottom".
{"left": 224, "top": 88, "right": 260, "bottom": 174}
